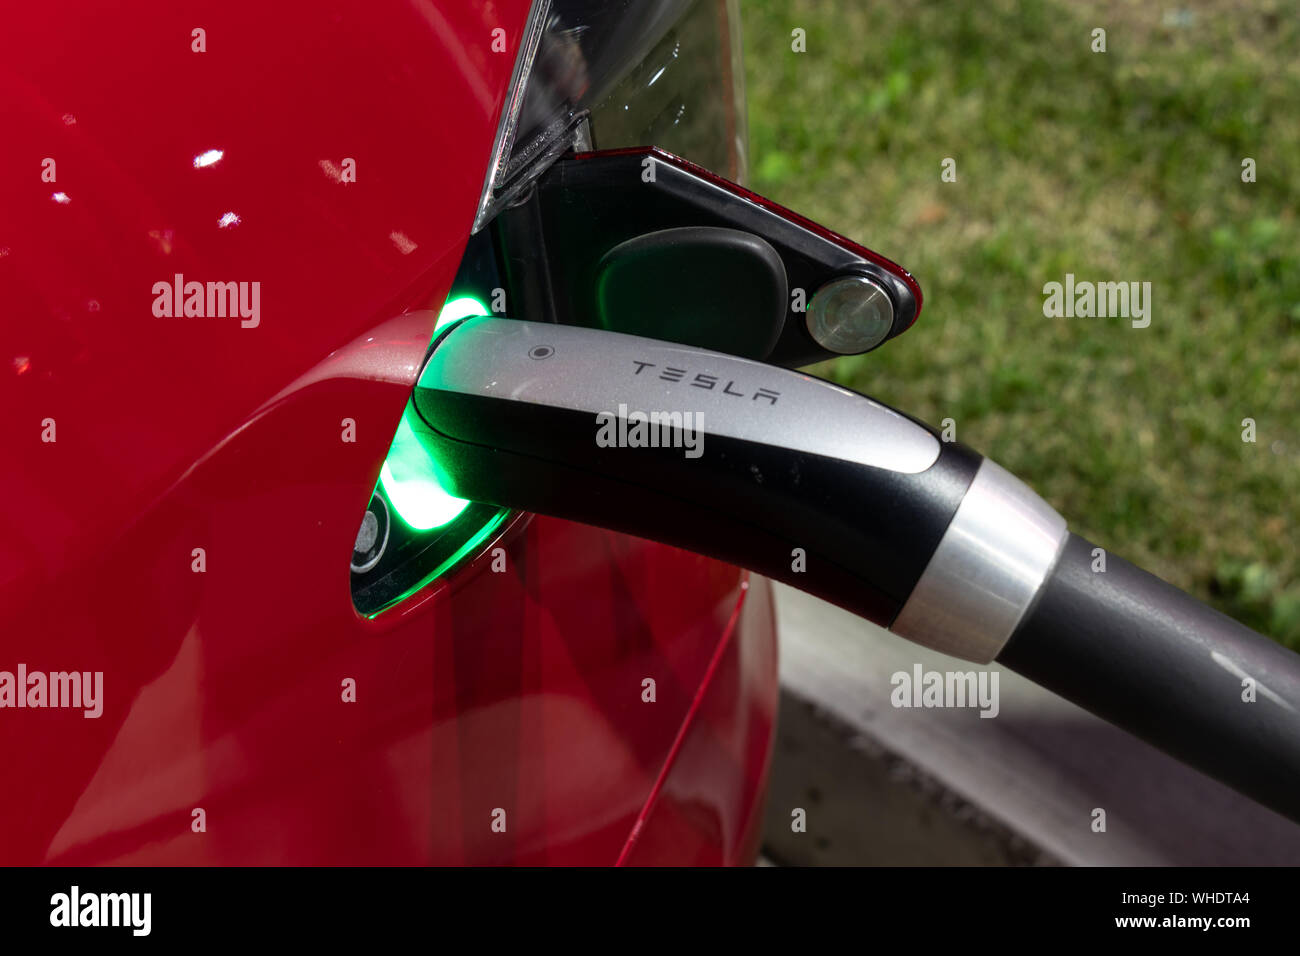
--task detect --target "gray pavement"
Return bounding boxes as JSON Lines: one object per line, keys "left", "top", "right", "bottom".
{"left": 765, "top": 583, "right": 1300, "bottom": 866}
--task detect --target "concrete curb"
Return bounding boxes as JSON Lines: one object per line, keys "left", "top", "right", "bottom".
{"left": 765, "top": 582, "right": 1300, "bottom": 866}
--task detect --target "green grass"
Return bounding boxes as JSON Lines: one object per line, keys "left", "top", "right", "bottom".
{"left": 743, "top": 0, "right": 1300, "bottom": 647}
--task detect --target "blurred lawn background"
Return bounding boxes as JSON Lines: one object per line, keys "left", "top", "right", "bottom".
{"left": 742, "top": 0, "right": 1300, "bottom": 647}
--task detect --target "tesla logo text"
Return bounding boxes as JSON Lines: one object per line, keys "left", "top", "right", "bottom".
{"left": 595, "top": 404, "right": 704, "bottom": 459}
{"left": 50, "top": 886, "right": 151, "bottom": 936}
{"left": 0, "top": 664, "right": 102, "bottom": 718}
{"left": 152, "top": 273, "right": 261, "bottom": 328}
{"left": 631, "top": 361, "right": 780, "bottom": 405}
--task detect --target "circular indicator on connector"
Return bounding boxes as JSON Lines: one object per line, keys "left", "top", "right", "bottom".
{"left": 528, "top": 345, "right": 554, "bottom": 360}
{"left": 807, "top": 275, "right": 895, "bottom": 355}
{"left": 351, "top": 493, "right": 390, "bottom": 573}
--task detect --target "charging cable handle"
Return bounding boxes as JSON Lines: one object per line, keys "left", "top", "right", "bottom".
{"left": 998, "top": 534, "right": 1300, "bottom": 822}
{"left": 415, "top": 317, "right": 1300, "bottom": 821}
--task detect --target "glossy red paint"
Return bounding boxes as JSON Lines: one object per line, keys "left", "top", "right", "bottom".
{"left": 619, "top": 575, "right": 779, "bottom": 866}
{"left": 0, "top": 1, "right": 777, "bottom": 864}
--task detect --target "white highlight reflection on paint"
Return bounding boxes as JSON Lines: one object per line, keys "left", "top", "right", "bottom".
{"left": 193, "top": 149, "right": 224, "bottom": 169}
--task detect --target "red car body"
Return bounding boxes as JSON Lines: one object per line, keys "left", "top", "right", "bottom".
{"left": 1, "top": 0, "right": 777, "bottom": 864}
